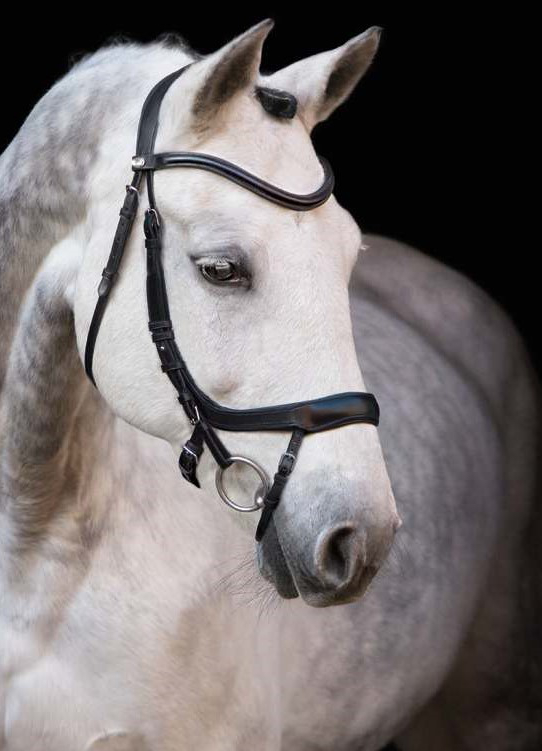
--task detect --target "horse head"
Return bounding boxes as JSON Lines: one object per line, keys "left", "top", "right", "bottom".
{"left": 74, "top": 19, "right": 401, "bottom": 607}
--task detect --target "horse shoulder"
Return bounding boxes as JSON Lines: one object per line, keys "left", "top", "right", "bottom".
{"left": 353, "top": 233, "right": 537, "bottom": 410}
{"left": 353, "top": 232, "right": 541, "bottom": 519}
{"left": 349, "top": 233, "right": 542, "bottom": 749}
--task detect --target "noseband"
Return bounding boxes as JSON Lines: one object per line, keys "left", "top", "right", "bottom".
{"left": 84, "top": 62, "right": 380, "bottom": 542}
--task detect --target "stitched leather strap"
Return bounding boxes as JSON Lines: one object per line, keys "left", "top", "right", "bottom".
{"left": 135, "top": 64, "right": 194, "bottom": 156}
{"left": 84, "top": 177, "right": 142, "bottom": 384}
{"left": 255, "top": 428, "right": 305, "bottom": 541}
{"left": 132, "top": 152, "right": 334, "bottom": 211}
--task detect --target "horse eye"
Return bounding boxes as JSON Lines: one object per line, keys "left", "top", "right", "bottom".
{"left": 198, "top": 259, "right": 247, "bottom": 286}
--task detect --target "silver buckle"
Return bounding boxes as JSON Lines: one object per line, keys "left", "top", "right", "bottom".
{"left": 181, "top": 444, "right": 199, "bottom": 461}
{"left": 146, "top": 208, "right": 161, "bottom": 228}
{"left": 189, "top": 403, "right": 200, "bottom": 426}
{"left": 279, "top": 450, "right": 297, "bottom": 472}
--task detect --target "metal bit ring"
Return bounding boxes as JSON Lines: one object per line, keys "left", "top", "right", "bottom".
{"left": 215, "top": 456, "right": 270, "bottom": 513}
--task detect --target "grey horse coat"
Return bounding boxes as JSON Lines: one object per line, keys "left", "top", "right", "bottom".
{"left": 0, "top": 25, "right": 540, "bottom": 751}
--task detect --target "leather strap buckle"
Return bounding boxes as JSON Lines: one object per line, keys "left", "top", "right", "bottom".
{"left": 278, "top": 450, "right": 297, "bottom": 475}
{"left": 178, "top": 424, "right": 205, "bottom": 487}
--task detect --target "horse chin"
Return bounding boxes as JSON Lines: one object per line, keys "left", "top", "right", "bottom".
{"left": 257, "top": 521, "right": 299, "bottom": 599}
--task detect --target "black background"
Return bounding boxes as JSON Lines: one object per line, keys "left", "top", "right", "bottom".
{"left": 1, "top": 7, "right": 533, "bottom": 374}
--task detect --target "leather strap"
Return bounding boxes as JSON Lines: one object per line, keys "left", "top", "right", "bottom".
{"left": 132, "top": 152, "right": 334, "bottom": 211}
{"left": 135, "top": 64, "right": 194, "bottom": 156}
{"left": 255, "top": 428, "right": 305, "bottom": 542}
{"left": 177, "top": 385, "right": 379, "bottom": 432}
{"left": 84, "top": 176, "right": 142, "bottom": 384}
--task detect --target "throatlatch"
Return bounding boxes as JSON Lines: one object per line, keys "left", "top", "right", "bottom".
{"left": 84, "top": 61, "right": 380, "bottom": 542}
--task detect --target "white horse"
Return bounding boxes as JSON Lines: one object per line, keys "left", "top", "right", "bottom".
{"left": 0, "top": 19, "right": 540, "bottom": 751}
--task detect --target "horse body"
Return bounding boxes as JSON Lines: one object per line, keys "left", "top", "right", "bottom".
{"left": 280, "top": 236, "right": 542, "bottom": 750}
{"left": 1, "top": 23, "right": 540, "bottom": 751}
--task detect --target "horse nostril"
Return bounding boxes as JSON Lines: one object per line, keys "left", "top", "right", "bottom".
{"left": 314, "top": 524, "right": 365, "bottom": 588}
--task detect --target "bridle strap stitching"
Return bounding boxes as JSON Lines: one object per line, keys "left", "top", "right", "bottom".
{"left": 133, "top": 152, "right": 335, "bottom": 212}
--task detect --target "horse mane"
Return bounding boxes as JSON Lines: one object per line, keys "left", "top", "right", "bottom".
{"left": 66, "top": 30, "right": 204, "bottom": 74}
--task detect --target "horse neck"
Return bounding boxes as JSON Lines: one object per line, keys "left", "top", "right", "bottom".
{"left": 0, "top": 241, "right": 106, "bottom": 549}
{"left": 0, "top": 42, "right": 195, "bottom": 551}
{"left": 0, "top": 42, "right": 194, "bottom": 391}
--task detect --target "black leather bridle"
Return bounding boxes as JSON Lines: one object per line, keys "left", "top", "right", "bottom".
{"left": 84, "top": 62, "right": 380, "bottom": 542}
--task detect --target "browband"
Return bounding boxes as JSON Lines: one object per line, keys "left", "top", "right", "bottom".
{"left": 132, "top": 152, "right": 335, "bottom": 210}
{"left": 84, "top": 60, "right": 380, "bottom": 541}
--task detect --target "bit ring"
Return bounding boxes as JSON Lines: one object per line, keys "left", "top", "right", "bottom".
{"left": 215, "top": 456, "right": 270, "bottom": 513}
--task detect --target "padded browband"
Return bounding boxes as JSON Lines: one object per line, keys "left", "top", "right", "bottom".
{"left": 132, "top": 152, "right": 334, "bottom": 211}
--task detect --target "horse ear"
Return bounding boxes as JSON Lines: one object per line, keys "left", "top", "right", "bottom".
{"left": 263, "top": 26, "right": 382, "bottom": 133}
{"left": 183, "top": 18, "right": 274, "bottom": 132}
